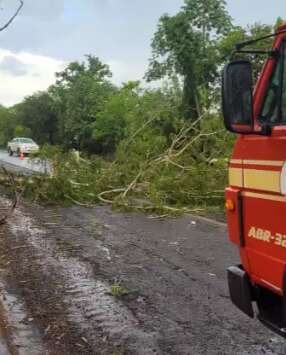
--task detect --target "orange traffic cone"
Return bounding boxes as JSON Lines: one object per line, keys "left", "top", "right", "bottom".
{"left": 20, "top": 151, "right": 24, "bottom": 160}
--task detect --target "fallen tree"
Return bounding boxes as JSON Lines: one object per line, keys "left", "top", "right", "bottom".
{"left": 8, "top": 112, "right": 232, "bottom": 216}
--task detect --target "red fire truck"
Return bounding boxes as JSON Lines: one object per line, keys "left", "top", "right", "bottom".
{"left": 223, "top": 22, "right": 286, "bottom": 336}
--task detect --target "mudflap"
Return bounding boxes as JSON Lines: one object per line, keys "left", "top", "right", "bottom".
{"left": 256, "top": 266, "right": 286, "bottom": 337}
{"left": 228, "top": 265, "right": 286, "bottom": 338}
{"left": 227, "top": 265, "right": 254, "bottom": 318}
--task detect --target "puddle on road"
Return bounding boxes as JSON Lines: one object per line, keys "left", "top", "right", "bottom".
{"left": 0, "top": 281, "right": 46, "bottom": 355}
{"left": 5, "top": 200, "right": 160, "bottom": 354}
{"left": 0, "top": 199, "right": 47, "bottom": 355}
{"left": 0, "top": 328, "right": 9, "bottom": 355}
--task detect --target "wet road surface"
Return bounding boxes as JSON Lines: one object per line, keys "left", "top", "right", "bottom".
{"left": 0, "top": 197, "right": 284, "bottom": 354}
{"left": 0, "top": 150, "right": 49, "bottom": 175}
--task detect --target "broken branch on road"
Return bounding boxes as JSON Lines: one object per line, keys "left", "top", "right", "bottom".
{"left": 0, "top": 168, "right": 19, "bottom": 225}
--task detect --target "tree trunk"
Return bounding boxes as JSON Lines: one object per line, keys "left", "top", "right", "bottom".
{"left": 182, "top": 76, "right": 200, "bottom": 121}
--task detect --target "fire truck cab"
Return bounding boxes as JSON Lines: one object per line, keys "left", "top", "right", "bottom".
{"left": 223, "top": 23, "right": 286, "bottom": 336}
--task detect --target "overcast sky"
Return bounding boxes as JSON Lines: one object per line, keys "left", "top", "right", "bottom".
{"left": 0, "top": 0, "right": 284, "bottom": 106}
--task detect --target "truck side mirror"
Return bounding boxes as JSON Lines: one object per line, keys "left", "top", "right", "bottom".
{"left": 222, "top": 60, "right": 254, "bottom": 134}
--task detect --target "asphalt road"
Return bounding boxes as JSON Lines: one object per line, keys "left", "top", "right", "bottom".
{"left": 0, "top": 150, "right": 49, "bottom": 175}
{"left": 0, "top": 199, "right": 284, "bottom": 354}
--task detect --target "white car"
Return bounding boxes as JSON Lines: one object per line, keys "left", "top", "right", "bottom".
{"left": 7, "top": 137, "right": 39, "bottom": 156}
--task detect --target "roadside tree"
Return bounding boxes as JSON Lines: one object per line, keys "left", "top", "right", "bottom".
{"left": 146, "top": 0, "right": 232, "bottom": 120}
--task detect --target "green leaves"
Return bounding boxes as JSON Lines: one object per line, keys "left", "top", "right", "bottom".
{"left": 14, "top": 92, "right": 58, "bottom": 145}
{"left": 92, "top": 83, "right": 140, "bottom": 154}
{"left": 218, "top": 22, "right": 277, "bottom": 79}
{"left": 0, "top": 105, "right": 17, "bottom": 146}
{"left": 183, "top": 0, "right": 232, "bottom": 35}
{"left": 52, "top": 55, "right": 115, "bottom": 152}
{"left": 146, "top": 0, "right": 231, "bottom": 120}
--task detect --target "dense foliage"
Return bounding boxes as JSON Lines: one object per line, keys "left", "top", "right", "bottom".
{"left": 0, "top": 0, "right": 282, "bottom": 213}
{"left": 146, "top": 0, "right": 232, "bottom": 120}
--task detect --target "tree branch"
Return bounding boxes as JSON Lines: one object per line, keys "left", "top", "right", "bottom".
{"left": 0, "top": 0, "right": 23, "bottom": 32}
{"left": 0, "top": 167, "right": 19, "bottom": 225}
{"left": 98, "top": 188, "right": 125, "bottom": 204}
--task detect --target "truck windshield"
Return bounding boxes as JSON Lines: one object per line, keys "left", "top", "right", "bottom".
{"left": 260, "top": 42, "right": 286, "bottom": 124}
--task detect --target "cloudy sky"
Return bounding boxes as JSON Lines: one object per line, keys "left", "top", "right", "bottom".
{"left": 0, "top": 0, "right": 284, "bottom": 106}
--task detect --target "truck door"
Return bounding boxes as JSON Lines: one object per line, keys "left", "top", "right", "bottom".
{"left": 240, "top": 40, "right": 286, "bottom": 294}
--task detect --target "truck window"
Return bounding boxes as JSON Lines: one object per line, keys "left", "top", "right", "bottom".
{"left": 260, "top": 59, "right": 282, "bottom": 123}
{"left": 260, "top": 43, "right": 286, "bottom": 125}
{"left": 282, "top": 47, "right": 286, "bottom": 122}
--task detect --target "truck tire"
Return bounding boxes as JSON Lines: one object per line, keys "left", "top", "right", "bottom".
{"left": 8, "top": 148, "right": 13, "bottom": 156}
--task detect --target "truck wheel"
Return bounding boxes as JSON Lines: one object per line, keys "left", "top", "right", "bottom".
{"left": 17, "top": 148, "right": 21, "bottom": 157}
{"left": 8, "top": 148, "right": 13, "bottom": 156}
